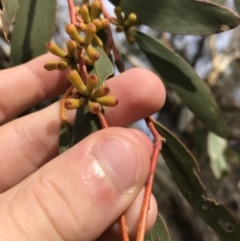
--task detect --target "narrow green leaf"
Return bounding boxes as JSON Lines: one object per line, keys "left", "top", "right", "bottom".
{"left": 135, "top": 31, "right": 229, "bottom": 138}
{"left": 234, "top": 0, "right": 240, "bottom": 13}
{"left": 59, "top": 122, "right": 73, "bottom": 154}
{"left": 207, "top": 132, "right": 230, "bottom": 179}
{"left": 10, "top": 0, "right": 56, "bottom": 66}
{"left": 212, "top": 0, "right": 225, "bottom": 5}
{"left": 145, "top": 213, "right": 171, "bottom": 241}
{"left": 91, "top": 46, "right": 114, "bottom": 86}
{"left": 71, "top": 105, "right": 101, "bottom": 146}
{"left": 152, "top": 119, "right": 240, "bottom": 241}
{"left": 1, "top": 0, "right": 20, "bottom": 40}
{"left": 121, "top": 0, "right": 240, "bottom": 35}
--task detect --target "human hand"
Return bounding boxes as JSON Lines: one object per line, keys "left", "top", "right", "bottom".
{"left": 0, "top": 54, "right": 166, "bottom": 240}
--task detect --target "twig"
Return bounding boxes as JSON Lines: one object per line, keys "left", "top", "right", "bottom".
{"left": 136, "top": 117, "right": 165, "bottom": 241}
{"left": 97, "top": 111, "right": 109, "bottom": 128}
{"left": 60, "top": 86, "right": 74, "bottom": 123}
{"left": 67, "top": 0, "right": 76, "bottom": 25}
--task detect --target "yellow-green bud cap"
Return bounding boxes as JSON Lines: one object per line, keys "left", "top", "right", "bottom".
{"left": 79, "top": 4, "right": 91, "bottom": 24}
{"left": 87, "top": 101, "right": 102, "bottom": 114}
{"left": 66, "top": 70, "right": 86, "bottom": 94}
{"left": 90, "top": 0, "right": 101, "bottom": 20}
{"left": 85, "top": 45, "right": 100, "bottom": 61}
{"left": 91, "top": 85, "right": 110, "bottom": 99}
{"left": 46, "top": 42, "right": 66, "bottom": 58}
{"left": 76, "top": 22, "right": 86, "bottom": 32}
{"left": 85, "top": 74, "right": 98, "bottom": 96}
{"left": 56, "top": 61, "right": 68, "bottom": 71}
{"left": 83, "top": 23, "right": 96, "bottom": 45}
{"left": 65, "top": 24, "right": 84, "bottom": 44}
{"left": 66, "top": 40, "right": 77, "bottom": 57}
{"left": 114, "top": 6, "right": 122, "bottom": 23}
{"left": 124, "top": 30, "right": 135, "bottom": 44}
{"left": 92, "top": 35, "right": 103, "bottom": 48}
{"left": 123, "top": 13, "right": 137, "bottom": 28}
{"left": 64, "top": 98, "right": 86, "bottom": 110}
{"left": 92, "top": 18, "right": 102, "bottom": 31}
{"left": 44, "top": 62, "right": 57, "bottom": 71}
{"left": 97, "top": 95, "right": 119, "bottom": 107}
{"left": 101, "top": 18, "right": 110, "bottom": 29}
{"left": 84, "top": 56, "right": 95, "bottom": 66}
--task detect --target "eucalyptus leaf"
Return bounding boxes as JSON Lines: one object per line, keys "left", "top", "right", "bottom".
{"left": 1, "top": 0, "right": 20, "bottom": 40}
{"left": 152, "top": 119, "right": 240, "bottom": 241}
{"left": 212, "top": 0, "right": 225, "bottom": 5}
{"left": 121, "top": 0, "right": 240, "bottom": 35}
{"left": 135, "top": 31, "right": 229, "bottom": 138}
{"left": 207, "top": 132, "right": 230, "bottom": 179}
{"left": 91, "top": 46, "right": 114, "bottom": 86}
{"left": 10, "top": 0, "right": 56, "bottom": 65}
{"left": 59, "top": 122, "right": 73, "bottom": 154}
{"left": 234, "top": 0, "right": 240, "bottom": 13}
{"left": 71, "top": 105, "right": 101, "bottom": 146}
{"left": 145, "top": 213, "right": 171, "bottom": 241}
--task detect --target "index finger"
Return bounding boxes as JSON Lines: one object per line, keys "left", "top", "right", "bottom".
{"left": 0, "top": 54, "right": 70, "bottom": 125}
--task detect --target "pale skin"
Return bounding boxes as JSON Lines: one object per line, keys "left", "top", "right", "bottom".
{"left": 0, "top": 54, "right": 166, "bottom": 241}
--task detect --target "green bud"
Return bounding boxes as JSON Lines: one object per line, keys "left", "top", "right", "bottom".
{"left": 66, "top": 70, "right": 86, "bottom": 94}
{"left": 46, "top": 42, "right": 66, "bottom": 58}
{"left": 90, "top": 0, "right": 101, "bottom": 20}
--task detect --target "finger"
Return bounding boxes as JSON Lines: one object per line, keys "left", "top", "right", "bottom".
{"left": 0, "top": 128, "right": 151, "bottom": 241}
{"left": 0, "top": 54, "right": 69, "bottom": 124}
{"left": 0, "top": 68, "right": 165, "bottom": 192}
{"left": 105, "top": 68, "right": 166, "bottom": 127}
{"left": 97, "top": 189, "right": 158, "bottom": 241}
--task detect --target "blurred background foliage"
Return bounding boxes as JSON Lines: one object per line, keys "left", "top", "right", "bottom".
{"left": 0, "top": 0, "right": 240, "bottom": 240}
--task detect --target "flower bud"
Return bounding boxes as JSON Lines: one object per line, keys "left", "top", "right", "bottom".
{"left": 87, "top": 101, "right": 102, "bottom": 114}
{"left": 83, "top": 23, "right": 96, "bottom": 45}
{"left": 92, "top": 18, "right": 102, "bottom": 31}
{"left": 90, "top": 0, "right": 101, "bottom": 20}
{"left": 101, "top": 18, "right": 110, "bottom": 29}
{"left": 97, "top": 96, "right": 119, "bottom": 107}
{"left": 76, "top": 22, "right": 86, "bottom": 32}
{"left": 124, "top": 30, "right": 135, "bottom": 44}
{"left": 46, "top": 42, "right": 66, "bottom": 58}
{"left": 84, "top": 56, "right": 95, "bottom": 66}
{"left": 91, "top": 85, "right": 110, "bottom": 99}
{"left": 114, "top": 6, "right": 122, "bottom": 23}
{"left": 66, "top": 40, "right": 77, "bottom": 57}
{"left": 64, "top": 98, "right": 86, "bottom": 110}
{"left": 66, "top": 70, "right": 86, "bottom": 94}
{"left": 65, "top": 24, "right": 84, "bottom": 44}
{"left": 56, "top": 61, "right": 69, "bottom": 71}
{"left": 123, "top": 13, "right": 137, "bottom": 28}
{"left": 85, "top": 74, "right": 98, "bottom": 96}
{"left": 93, "top": 35, "right": 103, "bottom": 48}
{"left": 85, "top": 45, "right": 100, "bottom": 61}
{"left": 44, "top": 62, "right": 57, "bottom": 71}
{"left": 79, "top": 4, "right": 91, "bottom": 24}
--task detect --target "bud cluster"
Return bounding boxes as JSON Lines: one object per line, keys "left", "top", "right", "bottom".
{"left": 45, "top": 0, "right": 110, "bottom": 70}
{"left": 114, "top": 6, "right": 138, "bottom": 44}
{"left": 64, "top": 70, "right": 118, "bottom": 114}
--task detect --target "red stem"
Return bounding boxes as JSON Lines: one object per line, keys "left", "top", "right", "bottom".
{"left": 120, "top": 215, "right": 130, "bottom": 241}
{"left": 99, "top": 0, "right": 121, "bottom": 64}
{"left": 67, "top": 0, "right": 76, "bottom": 25}
{"left": 97, "top": 112, "right": 109, "bottom": 128}
{"left": 136, "top": 117, "right": 165, "bottom": 241}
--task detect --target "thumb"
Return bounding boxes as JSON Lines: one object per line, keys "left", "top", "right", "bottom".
{"left": 0, "top": 127, "right": 152, "bottom": 241}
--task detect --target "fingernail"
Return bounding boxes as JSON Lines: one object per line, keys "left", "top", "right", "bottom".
{"left": 94, "top": 137, "right": 141, "bottom": 192}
